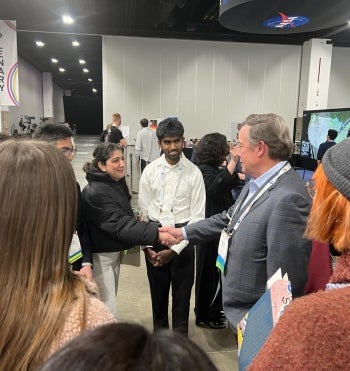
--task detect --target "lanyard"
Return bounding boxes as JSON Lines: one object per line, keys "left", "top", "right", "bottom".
{"left": 159, "top": 160, "right": 183, "bottom": 213}
{"left": 225, "top": 162, "right": 291, "bottom": 236}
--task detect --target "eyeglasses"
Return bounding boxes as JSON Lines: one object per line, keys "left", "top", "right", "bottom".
{"left": 305, "top": 179, "right": 316, "bottom": 199}
{"left": 59, "top": 147, "right": 77, "bottom": 157}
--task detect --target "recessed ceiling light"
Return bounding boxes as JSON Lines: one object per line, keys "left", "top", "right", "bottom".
{"left": 83, "top": 68, "right": 89, "bottom": 73}
{"left": 51, "top": 58, "right": 58, "bottom": 63}
{"left": 92, "top": 88, "right": 97, "bottom": 93}
{"left": 88, "top": 78, "right": 93, "bottom": 82}
{"left": 72, "top": 40, "right": 80, "bottom": 47}
{"left": 36, "top": 41, "right": 45, "bottom": 47}
{"left": 62, "top": 15, "right": 74, "bottom": 24}
{"left": 59, "top": 67, "right": 66, "bottom": 72}
{"left": 79, "top": 59, "right": 86, "bottom": 65}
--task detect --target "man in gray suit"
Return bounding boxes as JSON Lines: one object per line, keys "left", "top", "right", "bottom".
{"left": 159, "top": 113, "right": 312, "bottom": 333}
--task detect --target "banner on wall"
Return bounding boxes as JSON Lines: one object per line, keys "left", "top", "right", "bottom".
{"left": 0, "top": 20, "right": 19, "bottom": 106}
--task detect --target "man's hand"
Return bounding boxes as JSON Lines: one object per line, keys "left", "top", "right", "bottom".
{"left": 72, "top": 265, "right": 93, "bottom": 279}
{"left": 158, "top": 231, "right": 180, "bottom": 247}
{"left": 154, "top": 249, "right": 177, "bottom": 267}
{"left": 144, "top": 247, "right": 158, "bottom": 265}
{"left": 158, "top": 227, "right": 184, "bottom": 246}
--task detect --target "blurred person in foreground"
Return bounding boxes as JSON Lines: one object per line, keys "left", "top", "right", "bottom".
{"left": 160, "top": 113, "right": 312, "bottom": 334}
{"left": 39, "top": 322, "right": 218, "bottom": 371}
{"left": 0, "top": 140, "right": 115, "bottom": 371}
{"left": 249, "top": 138, "right": 350, "bottom": 370}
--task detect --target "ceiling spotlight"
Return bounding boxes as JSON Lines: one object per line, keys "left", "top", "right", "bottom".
{"left": 92, "top": 88, "right": 97, "bottom": 93}
{"left": 51, "top": 58, "right": 58, "bottom": 63}
{"left": 83, "top": 68, "right": 89, "bottom": 73}
{"left": 36, "top": 41, "right": 45, "bottom": 47}
{"left": 72, "top": 40, "right": 80, "bottom": 47}
{"left": 88, "top": 78, "right": 93, "bottom": 82}
{"left": 79, "top": 59, "right": 86, "bottom": 65}
{"left": 59, "top": 67, "right": 66, "bottom": 72}
{"left": 62, "top": 15, "right": 74, "bottom": 24}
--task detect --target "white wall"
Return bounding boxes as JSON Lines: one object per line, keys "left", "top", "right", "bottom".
{"left": 8, "top": 58, "right": 64, "bottom": 133}
{"left": 103, "top": 36, "right": 302, "bottom": 141}
{"left": 328, "top": 47, "right": 350, "bottom": 109}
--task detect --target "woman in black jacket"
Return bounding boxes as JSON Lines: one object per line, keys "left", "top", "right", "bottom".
{"left": 82, "top": 143, "right": 166, "bottom": 317}
{"left": 193, "top": 133, "right": 240, "bottom": 329}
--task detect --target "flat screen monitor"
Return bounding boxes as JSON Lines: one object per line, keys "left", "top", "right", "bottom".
{"left": 301, "top": 108, "right": 350, "bottom": 159}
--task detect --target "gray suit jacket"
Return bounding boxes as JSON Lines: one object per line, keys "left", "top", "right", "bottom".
{"left": 185, "top": 168, "right": 312, "bottom": 331}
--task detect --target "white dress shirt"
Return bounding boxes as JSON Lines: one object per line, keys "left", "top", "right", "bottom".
{"left": 138, "top": 154, "right": 206, "bottom": 254}
{"left": 135, "top": 127, "right": 160, "bottom": 162}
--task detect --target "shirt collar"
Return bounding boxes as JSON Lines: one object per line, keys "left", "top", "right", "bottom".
{"left": 249, "top": 161, "right": 287, "bottom": 191}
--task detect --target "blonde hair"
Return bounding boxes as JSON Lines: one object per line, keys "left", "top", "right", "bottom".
{"left": 305, "top": 164, "right": 350, "bottom": 253}
{"left": 112, "top": 113, "right": 121, "bottom": 121}
{"left": 0, "top": 140, "right": 87, "bottom": 370}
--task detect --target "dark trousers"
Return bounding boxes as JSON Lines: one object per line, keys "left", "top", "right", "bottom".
{"left": 145, "top": 243, "right": 194, "bottom": 337}
{"left": 140, "top": 159, "right": 149, "bottom": 173}
{"left": 195, "top": 241, "right": 223, "bottom": 322}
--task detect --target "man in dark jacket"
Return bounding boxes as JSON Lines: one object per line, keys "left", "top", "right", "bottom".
{"left": 317, "top": 129, "right": 338, "bottom": 164}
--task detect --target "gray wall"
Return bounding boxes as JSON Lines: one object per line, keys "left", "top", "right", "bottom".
{"left": 8, "top": 58, "right": 65, "bottom": 133}
{"left": 103, "top": 36, "right": 303, "bottom": 141}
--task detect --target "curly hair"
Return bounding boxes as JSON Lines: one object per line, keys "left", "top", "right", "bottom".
{"left": 193, "top": 133, "right": 229, "bottom": 167}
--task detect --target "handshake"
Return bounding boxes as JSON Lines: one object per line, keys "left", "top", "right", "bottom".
{"left": 144, "top": 226, "right": 184, "bottom": 267}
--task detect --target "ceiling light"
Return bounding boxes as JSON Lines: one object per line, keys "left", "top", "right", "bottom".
{"left": 62, "top": 15, "right": 74, "bottom": 24}
{"left": 36, "top": 41, "right": 45, "bottom": 47}
{"left": 88, "top": 78, "right": 93, "bottom": 82}
{"left": 51, "top": 58, "right": 58, "bottom": 63}
{"left": 59, "top": 67, "right": 66, "bottom": 72}
{"left": 83, "top": 68, "right": 89, "bottom": 73}
{"left": 92, "top": 88, "right": 97, "bottom": 93}
{"left": 79, "top": 59, "right": 86, "bottom": 64}
{"left": 72, "top": 40, "right": 80, "bottom": 47}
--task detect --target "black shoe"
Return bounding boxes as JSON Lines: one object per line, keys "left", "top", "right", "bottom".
{"left": 195, "top": 319, "right": 226, "bottom": 329}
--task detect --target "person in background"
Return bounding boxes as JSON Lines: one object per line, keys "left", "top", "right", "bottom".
{"left": 135, "top": 118, "right": 160, "bottom": 173}
{"left": 39, "top": 323, "right": 218, "bottom": 371}
{"left": 0, "top": 140, "right": 115, "bottom": 371}
{"left": 317, "top": 128, "right": 338, "bottom": 164}
{"left": 138, "top": 118, "right": 206, "bottom": 337}
{"left": 110, "top": 113, "right": 127, "bottom": 147}
{"left": 249, "top": 138, "right": 350, "bottom": 370}
{"left": 193, "top": 133, "right": 240, "bottom": 329}
{"left": 100, "top": 123, "right": 112, "bottom": 142}
{"left": 160, "top": 113, "right": 312, "bottom": 334}
{"left": 81, "top": 142, "right": 176, "bottom": 317}
{"left": 33, "top": 123, "right": 93, "bottom": 278}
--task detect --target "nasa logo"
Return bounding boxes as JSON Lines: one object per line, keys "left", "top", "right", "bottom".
{"left": 263, "top": 12, "right": 309, "bottom": 29}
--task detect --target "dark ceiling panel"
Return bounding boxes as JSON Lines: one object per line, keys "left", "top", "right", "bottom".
{"left": 1, "top": 0, "right": 350, "bottom": 96}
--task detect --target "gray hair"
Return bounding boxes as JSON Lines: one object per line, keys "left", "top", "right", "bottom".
{"left": 243, "top": 113, "right": 293, "bottom": 161}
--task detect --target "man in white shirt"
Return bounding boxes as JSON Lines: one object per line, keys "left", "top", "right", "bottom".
{"left": 135, "top": 118, "right": 160, "bottom": 173}
{"left": 138, "top": 117, "right": 206, "bottom": 337}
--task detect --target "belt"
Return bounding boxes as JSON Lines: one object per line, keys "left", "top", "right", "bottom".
{"left": 150, "top": 220, "right": 188, "bottom": 228}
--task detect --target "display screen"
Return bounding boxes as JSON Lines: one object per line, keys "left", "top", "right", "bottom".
{"left": 301, "top": 108, "right": 350, "bottom": 159}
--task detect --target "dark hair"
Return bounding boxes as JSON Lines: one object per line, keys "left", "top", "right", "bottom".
{"left": 140, "top": 118, "right": 148, "bottom": 127}
{"left": 83, "top": 142, "right": 131, "bottom": 201}
{"left": 39, "top": 323, "right": 218, "bottom": 371}
{"left": 83, "top": 142, "right": 124, "bottom": 173}
{"left": 194, "top": 133, "right": 229, "bottom": 167}
{"left": 328, "top": 129, "right": 338, "bottom": 140}
{"left": 156, "top": 118, "right": 184, "bottom": 140}
{"left": 33, "top": 123, "right": 73, "bottom": 142}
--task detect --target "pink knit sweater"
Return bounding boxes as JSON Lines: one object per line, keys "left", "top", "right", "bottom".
{"left": 249, "top": 254, "right": 350, "bottom": 370}
{"left": 48, "top": 278, "right": 116, "bottom": 358}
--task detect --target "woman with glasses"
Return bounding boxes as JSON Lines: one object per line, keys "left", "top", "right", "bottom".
{"left": 81, "top": 142, "right": 173, "bottom": 318}
{"left": 249, "top": 138, "right": 350, "bottom": 370}
{"left": 0, "top": 140, "right": 116, "bottom": 371}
